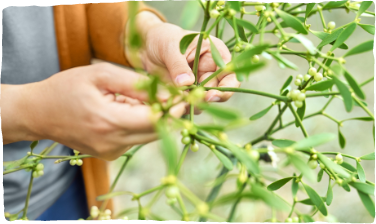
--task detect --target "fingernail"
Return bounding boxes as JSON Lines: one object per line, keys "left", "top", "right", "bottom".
{"left": 208, "top": 96, "right": 221, "bottom": 102}
{"left": 175, "top": 73, "right": 192, "bottom": 86}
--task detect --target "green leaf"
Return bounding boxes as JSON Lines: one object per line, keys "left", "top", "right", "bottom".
{"left": 332, "top": 75, "right": 353, "bottom": 112}
{"left": 236, "top": 18, "right": 258, "bottom": 33}
{"left": 228, "top": 1, "right": 241, "bottom": 11}
{"left": 209, "top": 38, "right": 226, "bottom": 68}
{"left": 280, "top": 17, "right": 305, "bottom": 28}
{"left": 301, "top": 215, "right": 315, "bottom": 222}
{"left": 311, "top": 30, "right": 348, "bottom": 49}
{"left": 212, "top": 149, "right": 233, "bottom": 171}
{"left": 360, "top": 152, "right": 375, "bottom": 160}
{"left": 357, "top": 1, "right": 373, "bottom": 19}
{"left": 272, "top": 139, "right": 296, "bottom": 148}
{"left": 358, "top": 23, "right": 375, "bottom": 35}
{"left": 323, "top": 1, "right": 347, "bottom": 9}
{"left": 295, "top": 101, "right": 306, "bottom": 128}
{"left": 180, "top": 1, "right": 200, "bottom": 29}
{"left": 303, "top": 183, "right": 328, "bottom": 216}
{"left": 251, "top": 183, "right": 291, "bottom": 211}
{"left": 317, "top": 28, "right": 344, "bottom": 48}
{"left": 349, "top": 182, "right": 375, "bottom": 195}
{"left": 196, "top": 124, "right": 226, "bottom": 132}
{"left": 225, "top": 18, "right": 248, "bottom": 42}
{"left": 330, "top": 22, "right": 357, "bottom": 51}
{"left": 293, "top": 133, "right": 336, "bottom": 150}
{"left": 344, "top": 70, "right": 365, "bottom": 100}
{"left": 326, "top": 181, "right": 333, "bottom": 206}
{"left": 30, "top": 140, "right": 39, "bottom": 152}
{"left": 298, "top": 197, "right": 326, "bottom": 205}
{"left": 270, "top": 52, "right": 298, "bottom": 70}
{"left": 345, "top": 117, "right": 374, "bottom": 122}
{"left": 232, "top": 62, "right": 266, "bottom": 76}
{"left": 288, "top": 153, "right": 315, "bottom": 181}
{"left": 250, "top": 105, "right": 273, "bottom": 120}
{"left": 357, "top": 161, "right": 366, "bottom": 183}
{"left": 291, "top": 34, "right": 317, "bottom": 55}
{"left": 305, "top": 3, "right": 316, "bottom": 19}
{"left": 226, "top": 143, "right": 260, "bottom": 175}
{"left": 340, "top": 161, "right": 357, "bottom": 172}
{"left": 342, "top": 183, "right": 351, "bottom": 192}
{"left": 280, "top": 76, "right": 293, "bottom": 93}
{"left": 317, "top": 153, "right": 350, "bottom": 178}
{"left": 292, "top": 174, "right": 299, "bottom": 197}
{"left": 180, "top": 33, "right": 199, "bottom": 54}
{"left": 199, "top": 103, "right": 241, "bottom": 120}
{"left": 338, "top": 128, "right": 346, "bottom": 149}
{"left": 305, "top": 80, "right": 334, "bottom": 91}
{"left": 233, "top": 44, "right": 269, "bottom": 63}
{"left": 275, "top": 8, "right": 308, "bottom": 34}
{"left": 344, "top": 39, "right": 374, "bottom": 58}
{"left": 4, "top": 156, "right": 29, "bottom": 170}
{"left": 267, "top": 177, "right": 294, "bottom": 191}
{"left": 317, "top": 169, "right": 324, "bottom": 182}
{"left": 357, "top": 190, "right": 376, "bottom": 218}
{"left": 157, "top": 121, "right": 178, "bottom": 175}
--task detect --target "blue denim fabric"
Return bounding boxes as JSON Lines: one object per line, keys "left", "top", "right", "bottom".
{"left": 36, "top": 168, "right": 89, "bottom": 221}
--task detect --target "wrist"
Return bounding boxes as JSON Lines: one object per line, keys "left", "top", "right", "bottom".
{"left": 125, "top": 11, "right": 164, "bottom": 68}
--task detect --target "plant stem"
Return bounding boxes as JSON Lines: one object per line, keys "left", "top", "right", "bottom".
{"left": 22, "top": 174, "right": 34, "bottom": 219}
{"left": 207, "top": 14, "right": 224, "bottom": 34}
{"left": 306, "top": 92, "right": 339, "bottom": 97}
{"left": 200, "top": 68, "right": 224, "bottom": 86}
{"left": 176, "top": 144, "right": 190, "bottom": 175}
{"left": 360, "top": 76, "right": 374, "bottom": 86}
{"left": 227, "top": 183, "right": 247, "bottom": 222}
{"left": 137, "top": 185, "right": 164, "bottom": 198}
{"left": 318, "top": 8, "right": 327, "bottom": 29}
{"left": 322, "top": 112, "right": 341, "bottom": 124}
{"left": 353, "top": 96, "right": 374, "bottom": 119}
{"left": 266, "top": 104, "right": 289, "bottom": 134}
{"left": 288, "top": 103, "right": 308, "bottom": 137}
{"left": 203, "top": 87, "right": 289, "bottom": 101}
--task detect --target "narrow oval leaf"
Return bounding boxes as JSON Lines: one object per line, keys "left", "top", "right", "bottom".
{"left": 332, "top": 76, "right": 353, "bottom": 112}
{"left": 318, "top": 169, "right": 324, "bottom": 182}
{"left": 357, "top": 190, "right": 376, "bottom": 218}
{"left": 358, "top": 23, "right": 375, "bottom": 35}
{"left": 236, "top": 18, "right": 258, "bottom": 33}
{"left": 288, "top": 154, "right": 315, "bottom": 181}
{"left": 317, "top": 28, "right": 344, "bottom": 48}
{"left": 349, "top": 182, "right": 375, "bottom": 195}
{"left": 330, "top": 23, "right": 357, "bottom": 51}
{"left": 311, "top": 30, "right": 348, "bottom": 49}
{"left": 306, "top": 80, "right": 334, "bottom": 91}
{"left": 344, "top": 70, "right": 365, "bottom": 99}
{"left": 226, "top": 143, "right": 260, "bottom": 175}
{"left": 212, "top": 149, "right": 233, "bottom": 171}
{"left": 303, "top": 183, "right": 328, "bottom": 216}
{"left": 209, "top": 38, "right": 226, "bottom": 68}
{"left": 301, "top": 215, "right": 315, "bottom": 222}
{"left": 250, "top": 105, "right": 273, "bottom": 120}
{"left": 275, "top": 8, "right": 308, "bottom": 34}
{"left": 180, "top": 1, "right": 200, "bottom": 29}
{"left": 292, "top": 174, "right": 299, "bottom": 197}
{"left": 272, "top": 139, "right": 296, "bottom": 148}
{"left": 360, "top": 152, "right": 375, "bottom": 160}
{"left": 293, "top": 133, "right": 336, "bottom": 150}
{"left": 338, "top": 128, "right": 346, "bottom": 149}
{"left": 340, "top": 161, "right": 357, "bottom": 172}
{"left": 228, "top": 1, "right": 241, "bottom": 11}
{"left": 345, "top": 117, "right": 374, "bottom": 122}
{"left": 357, "top": 1, "right": 373, "bottom": 19}
{"left": 298, "top": 197, "right": 326, "bottom": 205}
{"left": 317, "top": 153, "right": 350, "bottom": 178}
{"left": 252, "top": 183, "right": 291, "bottom": 211}
{"left": 305, "top": 3, "right": 316, "bottom": 19}
{"left": 326, "top": 181, "right": 333, "bottom": 206}
{"left": 180, "top": 33, "right": 199, "bottom": 54}
{"left": 344, "top": 40, "right": 374, "bottom": 58}
{"left": 295, "top": 101, "right": 306, "bottom": 128}
{"left": 157, "top": 122, "right": 178, "bottom": 175}
{"left": 281, "top": 76, "right": 293, "bottom": 93}
{"left": 30, "top": 140, "right": 39, "bottom": 151}
{"left": 267, "top": 177, "right": 294, "bottom": 191}
{"left": 291, "top": 34, "right": 317, "bottom": 55}
{"left": 342, "top": 183, "right": 351, "bottom": 192}
{"left": 234, "top": 44, "right": 269, "bottom": 63}
{"left": 270, "top": 52, "right": 298, "bottom": 70}
{"left": 357, "top": 161, "right": 366, "bottom": 183}
{"left": 323, "top": 1, "right": 347, "bottom": 9}
{"left": 199, "top": 103, "right": 241, "bottom": 120}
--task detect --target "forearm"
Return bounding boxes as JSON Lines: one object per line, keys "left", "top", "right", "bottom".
{"left": 124, "top": 11, "right": 164, "bottom": 68}
{"left": 1, "top": 84, "right": 41, "bottom": 144}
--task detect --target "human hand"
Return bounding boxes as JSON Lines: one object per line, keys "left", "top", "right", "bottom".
{"left": 125, "top": 11, "right": 240, "bottom": 104}
{"left": 2, "top": 63, "right": 185, "bottom": 160}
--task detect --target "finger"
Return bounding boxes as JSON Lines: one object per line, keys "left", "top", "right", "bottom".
{"left": 122, "top": 132, "right": 158, "bottom": 146}
{"left": 93, "top": 63, "right": 149, "bottom": 102}
{"left": 163, "top": 45, "right": 195, "bottom": 87}
{"left": 115, "top": 95, "right": 143, "bottom": 105}
{"left": 216, "top": 73, "right": 241, "bottom": 102}
{"left": 168, "top": 102, "right": 187, "bottom": 118}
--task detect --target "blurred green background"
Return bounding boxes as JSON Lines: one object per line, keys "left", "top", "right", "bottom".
{"left": 109, "top": 2, "right": 375, "bottom": 222}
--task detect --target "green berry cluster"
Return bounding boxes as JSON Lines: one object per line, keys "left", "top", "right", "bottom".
{"left": 32, "top": 163, "right": 44, "bottom": 178}
{"left": 287, "top": 89, "right": 306, "bottom": 108}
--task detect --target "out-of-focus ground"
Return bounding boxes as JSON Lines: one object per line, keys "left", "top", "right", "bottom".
{"left": 109, "top": 2, "right": 375, "bottom": 222}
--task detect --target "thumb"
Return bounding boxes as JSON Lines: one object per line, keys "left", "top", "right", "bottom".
{"left": 164, "top": 52, "right": 195, "bottom": 87}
